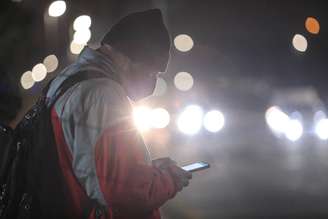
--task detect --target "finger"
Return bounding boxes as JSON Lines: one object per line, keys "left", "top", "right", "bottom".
{"left": 175, "top": 181, "right": 183, "bottom": 191}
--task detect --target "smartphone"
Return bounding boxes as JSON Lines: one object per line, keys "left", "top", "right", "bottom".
{"left": 181, "top": 162, "right": 210, "bottom": 172}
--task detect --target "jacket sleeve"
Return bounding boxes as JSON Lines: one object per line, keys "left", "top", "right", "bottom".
{"left": 63, "top": 79, "right": 178, "bottom": 214}
{"left": 94, "top": 119, "right": 178, "bottom": 214}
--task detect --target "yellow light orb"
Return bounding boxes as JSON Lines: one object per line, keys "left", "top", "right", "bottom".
{"left": 43, "top": 54, "right": 59, "bottom": 73}
{"left": 73, "top": 29, "right": 91, "bottom": 44}
{"left": 73, "top": 15, "right": 92, "bottom": 31}
{"left": 174, "top": 72, "right": 194, "bottom": 91}
{"left": 150, "top": 108, "right": 170, "bottom": 129}
{"left": 31, "top": 63, "right": 47, "bottom": 82}
{"left": 292, "top": 34, "right": 308, "bottom": 52}
{"left": 48, "top": 1, "right": 66, "bottom": 17}
{"left": 133, "top": 106, "right": 152, "bottom": 132}
{"left": 174, "top": 34, "right": 194, "bottom": 52}
{"left": 20, "top": 71, "right": 35, "bottom": 89}
{"left": 70, "top": 41, "right": 85, "bottom": 55}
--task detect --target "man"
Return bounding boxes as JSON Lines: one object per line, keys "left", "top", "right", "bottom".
{"left": 47, "top": 9, "right": 192, "bottom": 219}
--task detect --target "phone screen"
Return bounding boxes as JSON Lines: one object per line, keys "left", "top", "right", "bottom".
{"left": 181, "top": 162, "right": 210, "bottom": 172}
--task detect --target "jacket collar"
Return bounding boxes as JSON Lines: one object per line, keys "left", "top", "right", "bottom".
{"left": 77, "top": 47, "right": 120, "bottom": 81}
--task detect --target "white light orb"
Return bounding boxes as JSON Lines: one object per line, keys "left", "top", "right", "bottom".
{"left": 203, "top": 110, "right": 225, "bottom": 133}
{"left": 285, "top": 119, "right": 303, "bottom": 142}
{"left": 292, "top": 34, "right": 308, "bottom": 52}
{"left": 133, "top": 106, "right": 152, "bottom": 132}
{"left": 43, "top": 54, "right": 58, "bottom": 73}
{"left": 73, "top": 29, "right": 91, "bottom": 44}
{"left": 48, "top": 1, "right": 66, "bottom": 17}
{"left": 265, "top": 106, "right": 290, "bottom": 133}
{"left": 174, "top": 72, "right": 194, "bottom": 91}
{"left": 31, "top": 63, "right": 47, "bottom": 82}
{"left": 315, "top": 119, "right": 328, "bottom": 140}
{"left": 150, "top": 108, "right": 170, "bottom": 129}
{"left": 73, "top": 15, "right": 92, "bottom": 31}
{"left": 20, "top": 71, "right": 35, "bottom": 89}
{"left": 177, "top": 105, "right": 203, "bottom": 135}
{"left": 174, "top": 34, "right": 194, "bottom": 52}
{"left": 70, "top": 41, "right": 85, "bottom": 55}
{"left": 153, "top": 78, "right": 167, "bottom": 96}
{"left": 314, "top": 111, "right": 326, "bottom": 122}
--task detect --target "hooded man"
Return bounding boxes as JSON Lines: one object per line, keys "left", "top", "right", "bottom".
{"left": 47, "top": 9, "right": 192, "bottom": 219}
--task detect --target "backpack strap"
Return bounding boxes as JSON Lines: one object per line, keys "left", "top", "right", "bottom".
{"left": 45, "top": 70, "right": 111, "bottom": 219}
{"left": 47, "top": 70, "right": 109, "bottom": 108}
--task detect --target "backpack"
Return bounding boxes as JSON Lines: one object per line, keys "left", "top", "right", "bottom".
{"left": 0, "top": 71, "right": 107, "bottom": 219}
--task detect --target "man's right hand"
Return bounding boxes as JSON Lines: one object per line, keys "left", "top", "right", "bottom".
{"left": 152, "top": 157, "right": 192, "bottom": 192}
{"left": 167, "top": 164, "right": 192, "bottom": 192}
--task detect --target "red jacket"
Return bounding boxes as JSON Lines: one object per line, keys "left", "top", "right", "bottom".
{"left": 47, "top": 48, "right": 178, "bottom": 218}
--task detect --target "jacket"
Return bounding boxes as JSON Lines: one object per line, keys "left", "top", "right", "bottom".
{"left": 46, "top": 47, "right": 177, "bottom": 219}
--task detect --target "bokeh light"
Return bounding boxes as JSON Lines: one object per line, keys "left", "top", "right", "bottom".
{"left": 153, "top": 77, "right": 167, "bottom": 96}
{"left": 177, "top": 105, "right": 203, "bottom": 135}
{"left": 292, "top": 34, "right": 308, "bottom": 52}
{"left": 174, "top": 34, "right": 194, "bottom": 52}
{"left": 70, "top": 41, "right": 85, "bottom": 55}
{"left": 285, "top": 119, "right": 303, "bottom": 142}
{"left": 73, "top": 29, "right": 91, "bottom": 44}
{"left": 31, "top": 63, "right": 47, "bottom": 82}
{"left": 73, "top": 15, "right": 92, "bottom": 31}
{"left": 150, "top": 108, "right": 170, "bottom": 129}
{"left": 43, "top": 54, "right": 59, "bottom": 73}
{"left": 315, "top": 119, "right": 328, "bottom": 140}
{"left": 203, "top": 110, "right": 225, "bottom": 133}
{"left": 305, "top": 17, "right": 320, "bottom": 34}
{"left": 48, "top": 1, "right": 66, "bottom": 17}
{"left": 174, "top": 72, "right": 194, "bottom": 91}
{"left": 133, "top": 106, "right": 152, "bottom": 132}
{"left": 20, "top": 71, "right": 35, "bottom": 89}
{"left": 265, "top": 106, "right": 290, "bottom": 133}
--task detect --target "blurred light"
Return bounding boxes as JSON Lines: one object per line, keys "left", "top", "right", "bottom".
{"left": 73, "top": 15, "right": 92, "bottom": 31}
{"left": 314, "top": 111, "right": 326, "bottom": 122}
{"left": 150, "top": 108, "right": 170, "bottom": 129}
{"left": 315, "top": 119, "right": 328, "bottom": 140}
{"left": 48, "top": 1, "right": 66, "bottom": 17}
{"left": 133, "top": 106, "right": 152, "bottom": 132}
{"left": 20, "top": 71, "right": 35, "bottom": 89}
{"left": 305, "top": 17, "right": 320, "bottom": 34}
{"left": 153, "top": 77, "right": 167, "bottom": 96}
{"left": 285, "top": 119, "right": 303, "bottom": 142}
{"left": 73, "top": 29, "right": 91, "bottom": 44}
{"left": 43, "top": 54, "right": 58, "bottom": 73}
{"left": 292, "top": 34, "right": 308, "bottom": 52}
{"left": 174, "top": 34, "right": 194, "bottom": 52}
{"left": 174, "top": 72, "right": 194, "bottom": 91}
{"left": 265, "top": 106, "right": 290, "bottom": 133}
{"left": 203, "top": 110, "right": 225, "bottom": 133}
{"left": 177, "top": 105, "right": 203, "bottom": 135}
{"left": 31, "top": 63, "right": 47, "bottom": 82}
{"left": 70, "top": 41, "right": 85, "bottom": 55}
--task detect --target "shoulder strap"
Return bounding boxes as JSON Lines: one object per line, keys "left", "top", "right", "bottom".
{"left": 43, "top": 71, "right": 110, "bottom": 218}
{"left": 47, "top": 71, "right": 108, "bottom": 108}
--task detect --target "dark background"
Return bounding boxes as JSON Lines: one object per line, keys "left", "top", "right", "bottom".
{"left": 1, "top": 0, "right": 328, "bottom": 218}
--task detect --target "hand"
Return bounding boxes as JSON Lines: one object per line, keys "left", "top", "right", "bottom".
{"left": 167, "top": 165, "right": 192, "bottom": 192}
{"left": 152, "top": 157, "right": 177, "bottom": 170}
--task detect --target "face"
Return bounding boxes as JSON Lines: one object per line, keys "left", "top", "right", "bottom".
{"left": 125, "top": 54, "right": 169, "bottom": 101}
